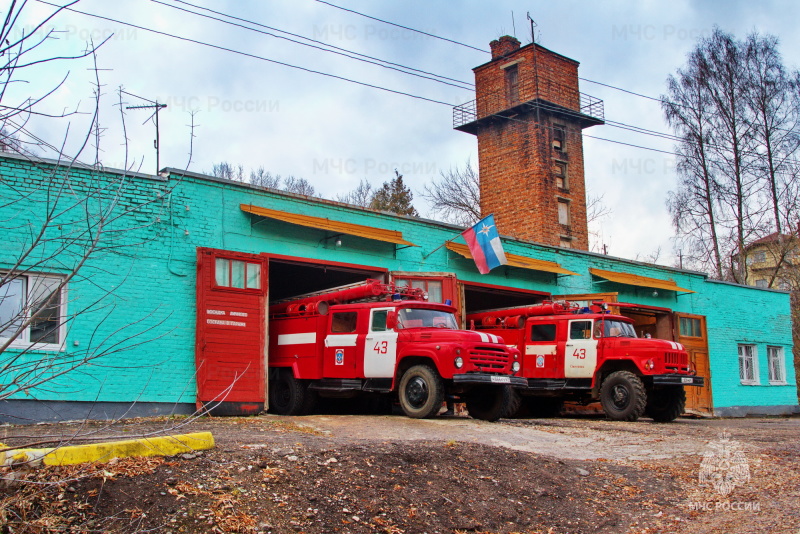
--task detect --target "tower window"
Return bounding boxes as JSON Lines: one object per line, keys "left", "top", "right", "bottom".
{"left": 558, "top": 199, "right": 570, "bottom": 226}
{"left": 554, "top": 162, "right": 567, "bottom": 189}
{"left": 505, "top": 65, "right": 519, "bottom": 105}
{"left": 553, "top": 125, "right": 566, "bottom": 151}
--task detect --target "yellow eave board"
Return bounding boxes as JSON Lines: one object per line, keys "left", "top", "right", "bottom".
{"left": 446, "top": 242, "right": 577, "bottom": 276}
{"left": 589, "top": 267, "right": 695, "bottom": 293}
{"left": 241, "top": 204, "right": 416, "bottom": 247}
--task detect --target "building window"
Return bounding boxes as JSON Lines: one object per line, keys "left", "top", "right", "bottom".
{"left": 767, "top": 346, "right": 786, "bottom": 384}
{"left": 558, "top": 199, "right": 570, "bottom": 226}
{"left": 0, "top": 273, "right": 65, "bottom": 348}
{"left": 559, "top": 238, "right": 572, "bottom": 248}
{"left": 679, "top": 316, "right": 702, "bottom": 338}
{"left": 552, "top": 125, "right": 565, "bottom": 151}
{"left": 215, "top": 258, "right": 261, "bottom": 290}
{"left": 752, "top": 251, "right": 767, "bottom": 263}
{"left": 394, "top": 278, "right": 443, "bottom": 303}
{"left": 505, "top": 65, "right": 519, "bottom": 105}
{"left": 754, "top": 279, "right": 768, "bottom": 288}
{"left": 554, "top": 161, "right": 567, "bottom": 189}
{"left": 738, "top": 344, "right": 758, "bottom": 384}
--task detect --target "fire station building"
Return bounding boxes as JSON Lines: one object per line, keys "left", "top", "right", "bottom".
{"left": 1, "top": 36, "right": 797, "bottom": 422}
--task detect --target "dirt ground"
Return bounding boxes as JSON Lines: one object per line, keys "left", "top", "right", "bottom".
{"left": 1, "top": 411, "right": 799, "bottom": 534}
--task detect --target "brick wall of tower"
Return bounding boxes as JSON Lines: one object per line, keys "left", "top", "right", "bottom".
{"left": 472, "top": 38, "right": 590, "bottom": 250}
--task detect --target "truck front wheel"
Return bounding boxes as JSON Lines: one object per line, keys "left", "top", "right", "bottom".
{"left": 398, "top": 365, "right": 444, "bottom": 419}
{"left": 465, "top": 385, "right": 508, "bottom": 422}
{"left": 599, "top": 370, "right": 647, "bottom": 422}
{"left": 645, "top": 386, "right": 686, "bottom": 422}
{"left": 269, "top": 369, "right": 316, "bottom": 416}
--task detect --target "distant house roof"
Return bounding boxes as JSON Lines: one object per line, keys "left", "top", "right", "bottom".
{"left": 746, "top": 232, "right": 796, "bottom": 248}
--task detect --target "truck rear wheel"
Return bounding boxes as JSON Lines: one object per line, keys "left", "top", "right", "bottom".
{"left": 645, "top": 386, "right": 686, "bottom": 422}
{"left": 398, "top": 365, "right": 444, "bottom": 419}
{"left": 599, "top": 370, "right": 647, "bottom": 422}
{"left": 269, "top": 369, "right": 315, "bottom": 416}
{"left": 465, "top": 385, "right": 508, "bottom": 422}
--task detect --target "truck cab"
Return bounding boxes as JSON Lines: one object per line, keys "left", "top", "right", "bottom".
{"left": 268, "top": 281, "right": 524, "bottom": 420}
{"left": 468, "top": 302, "right": 704, "bottom": 422}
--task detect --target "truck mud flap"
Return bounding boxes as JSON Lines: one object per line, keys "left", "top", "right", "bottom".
{"left": 651, "top": 374, "right": 705, "bottom": 387}
{"left": 452, "top": 374, "right": 527, "bottom": 387}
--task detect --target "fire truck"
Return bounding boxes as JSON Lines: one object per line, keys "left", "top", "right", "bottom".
{"left": 466, "top": 301, "right": 704, "bottom": 422}
{"left": 268, "top": 279, "right": 525, "bottom": 421}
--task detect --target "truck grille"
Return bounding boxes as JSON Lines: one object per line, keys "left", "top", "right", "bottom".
{"left": 664, "top": 351, "right": 689, "bottom": 371}
{"left": 468, "top": 346, "right": 510, "bottom": 370}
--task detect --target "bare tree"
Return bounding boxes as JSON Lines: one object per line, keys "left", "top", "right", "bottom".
{"left": 210, "top": 161, "right": 245, "bottom": 182}
{"left": 281, "top": 175, "right": 315, "bottom": 196}
{"left": 249, "top": 166, "right": 281, "bottom": 188}
{"left": 336, "top": 178, "right": 373, "bottom": 207}
{"left": 420, "top": 160, "right": 481, "bottom": 226}
{"left": 663, "top": 27, "right": 800, "bottom": 281}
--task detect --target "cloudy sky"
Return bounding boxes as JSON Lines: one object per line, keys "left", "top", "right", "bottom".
{"left": 11, "top": 1, "right": 800, "bottom": 267}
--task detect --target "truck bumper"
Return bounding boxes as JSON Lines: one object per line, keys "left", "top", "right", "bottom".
{"left": 652, "top": 374, "right": 705, "bottom": 387}
{"left": 452, "top": 373, "right": 528, "bottom": 387}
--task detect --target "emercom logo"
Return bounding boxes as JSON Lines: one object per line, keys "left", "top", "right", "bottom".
{"left": 698, "top": 432, "right": 751, "bottom": 497}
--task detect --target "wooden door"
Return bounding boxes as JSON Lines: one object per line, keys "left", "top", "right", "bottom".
{"left": 675, "top": 313, "right": 713, "bottom": 415}
{"left": 196, "top": 248, "right": 268, "bottom": 416}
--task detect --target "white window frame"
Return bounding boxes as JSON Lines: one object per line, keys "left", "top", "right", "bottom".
{"left": 767, "top": 346, "right": 787, "bottom": 385}
{"left": 0, "top": 272, "right": 66, "bottom": 351}
{"left": 738, "top": 344, "right": 758, "bottom": 385}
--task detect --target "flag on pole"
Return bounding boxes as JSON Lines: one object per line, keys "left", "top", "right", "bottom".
{"left": 461, "top": 214, "right": 507, "bottom": 274}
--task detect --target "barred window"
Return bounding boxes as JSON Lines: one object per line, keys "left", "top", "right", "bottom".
{"left": 738, "top": 344, "right": 758, "bottom": 384}
{"left": 767, "top": 346, "right": 786, "bottom": 384}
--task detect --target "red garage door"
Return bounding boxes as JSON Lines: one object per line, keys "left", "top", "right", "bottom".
{"left": 196, "top": 248, "right": 267, "bottom": 415}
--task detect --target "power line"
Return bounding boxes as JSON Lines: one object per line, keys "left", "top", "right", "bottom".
{"left": 36, "top": 0, "right": 454, "bottom": 107}
{"left": 39, "top": 1, "right": 791, "bottom": 162}
{"left": 314, "top": 0, "right": 489, "bottom": 54}
{"left": 156, "top": 0, "right": 692, "bottom": 146}
{"left": 165, "top": 0, "right": 474, "bottom": 88}
{"left": 152, "top": 0, "right": 474, "bottom": 91}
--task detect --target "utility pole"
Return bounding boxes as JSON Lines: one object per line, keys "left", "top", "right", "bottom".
{"left": 125, "top": 92, "right": 167, "bottom": 174}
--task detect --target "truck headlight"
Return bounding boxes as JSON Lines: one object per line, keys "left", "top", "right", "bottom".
{"left": 644, "top": 359, "right": 654, "bottom": 371}
{"left": 454, "top": 356, "right": 464, "bottom": 369}
{"left": 512, "top": 361, "right": 521, "bottom": 373}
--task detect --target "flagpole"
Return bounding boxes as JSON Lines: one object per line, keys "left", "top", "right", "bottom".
{"left": 422, "top": 232, "right": 462, "bottom": 260}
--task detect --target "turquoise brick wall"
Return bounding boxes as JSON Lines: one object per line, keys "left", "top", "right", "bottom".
{"left": 1, "top": 155, "right": 796, "bottom": 414}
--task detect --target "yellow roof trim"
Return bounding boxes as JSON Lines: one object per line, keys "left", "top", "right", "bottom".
{"left": 589, "top": 267, "right": 695, "bottom": 293}
{"left": 446, "top": 242, "right": 578, "bottom": 276}
{"left": 240, "top": 204, "right": 417, "bottom": 247}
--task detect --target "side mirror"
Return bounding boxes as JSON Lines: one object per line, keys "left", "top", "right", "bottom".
{"left": 386, "top": 311, "right": 397, "bottom": 330}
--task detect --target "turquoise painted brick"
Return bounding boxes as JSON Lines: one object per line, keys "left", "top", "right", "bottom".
{"left": 0, "top": 154, "right": 796, "bottom": 413}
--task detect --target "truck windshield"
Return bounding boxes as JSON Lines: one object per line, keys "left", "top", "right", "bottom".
{"left": 396, "top": 308, "right": 458, "bottom": 329}
{"left": 596, "top": 320, "right": 637, "bottom": 338}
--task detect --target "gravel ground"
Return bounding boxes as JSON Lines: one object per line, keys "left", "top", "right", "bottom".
{"left": 1, "top": 412, "right": 798, "bottom": 533}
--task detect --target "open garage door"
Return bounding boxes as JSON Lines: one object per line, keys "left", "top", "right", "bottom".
{"left": 268, "top": 257, "right": 386, "bottom": 302}
{"left": 461, "top": 281, "right": 549, "bottom": 327}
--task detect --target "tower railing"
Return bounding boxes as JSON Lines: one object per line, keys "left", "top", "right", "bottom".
{"left": 453, "top": 91, "right": 604, "bottom": 130}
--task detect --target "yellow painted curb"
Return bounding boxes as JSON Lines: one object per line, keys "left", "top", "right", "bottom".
{"left": 1, "top": 431, "right": 215, "bottom": 466}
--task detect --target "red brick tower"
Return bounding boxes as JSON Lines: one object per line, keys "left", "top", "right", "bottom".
{"left": 454, "top": 36, "right": 604, "bottom": 250}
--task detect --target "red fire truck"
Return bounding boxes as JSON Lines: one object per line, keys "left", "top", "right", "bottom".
{"left": 466, "top": 301, "right": 704, "bottom": 422}
{"left": 268, "top": 280, "right": 525, "bottom": 421}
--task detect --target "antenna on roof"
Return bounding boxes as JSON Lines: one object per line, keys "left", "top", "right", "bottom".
{"left": 511, "top": 11, "right": 517, "bottom": 38}
{"left": 124, "top": 91, "right": 168, "bottom": 175}
{"left": 527, "top": 12, "right": 537, "bottom": 44}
